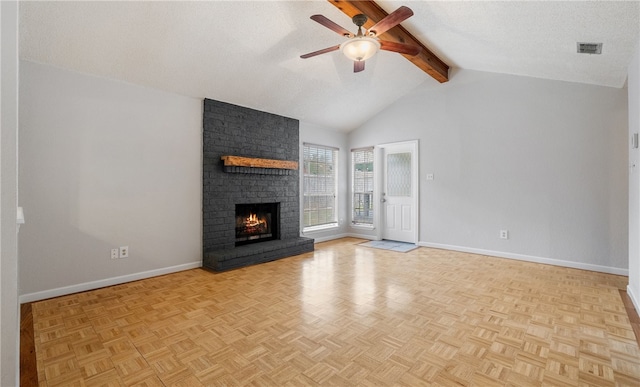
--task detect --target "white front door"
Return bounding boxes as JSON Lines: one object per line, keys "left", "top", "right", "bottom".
{"left": 380, "top": 141, "right": 418, "bottom": 243}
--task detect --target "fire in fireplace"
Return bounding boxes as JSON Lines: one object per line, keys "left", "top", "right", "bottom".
{"left": 235, "top": 203, "right": 279, "bottom": 246}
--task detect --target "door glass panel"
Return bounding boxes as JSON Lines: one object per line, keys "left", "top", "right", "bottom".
{"left": 387, "top": 152, "right": 411, "bottom": 197}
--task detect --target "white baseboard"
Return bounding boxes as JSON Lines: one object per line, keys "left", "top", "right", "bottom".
{"left": 419, "top": 242, "right": 628, "bottom": 276}
{"left": 627, "top": 285, "right": 640, "bottom": 313}
{"left": 310, "top": 233, "right": 378, "bottom": 243}
{"left": 345, "top": 233, "right": 378, "bottom": 241}
{"left": 19, "top": 261, "right": 202, "bottom": 304}
{"left": 22, "top": 243, "right": 628, "bottom": 302}
{"left": 310, "top": 233, "right": 350, "bottom": 243}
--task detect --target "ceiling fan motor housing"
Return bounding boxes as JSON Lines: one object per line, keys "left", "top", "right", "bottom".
{"left": 352, "top": 14, "right": 368, "bottom": 27}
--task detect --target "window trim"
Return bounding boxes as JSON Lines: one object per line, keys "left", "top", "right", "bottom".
{"left": 302, "top": 143, "right": 339, "bottom": 231}
{"left": 351, "top": 146, "right": 374, "bottom": 227}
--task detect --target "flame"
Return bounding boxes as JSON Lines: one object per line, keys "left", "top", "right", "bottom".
{"left": 245, "top": 213, "right": 265, "bottom": 228}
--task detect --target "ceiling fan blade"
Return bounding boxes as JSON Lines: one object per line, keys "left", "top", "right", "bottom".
{"left": 380, "top": 40, "right": 422, "bottom": 56}
{"left": 368, "top": 6, "right": 413, "bottom": 36}
{"left": 310, "top": 15, "right": 353, "bottom": 37}
{"left": 354, "top": 61, "right": 365, "bottom": 73}
{"left": 300, "top": 45, "right": 340, "bottom": 59}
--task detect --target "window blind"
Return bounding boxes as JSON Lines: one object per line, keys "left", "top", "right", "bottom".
{"left": 352, "top": 147, "right": 374, "bottom": 225}
{"left": 303, "top": 144, "right": 338, "bottom": 228}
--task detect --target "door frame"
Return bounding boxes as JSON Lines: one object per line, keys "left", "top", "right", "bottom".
{"left": 375, "top": 140, "right": 419, "bottom": 243}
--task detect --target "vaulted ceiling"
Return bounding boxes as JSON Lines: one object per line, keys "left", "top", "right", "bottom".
{"left": 19, "top": 1, "right": 640, "bottom": 132}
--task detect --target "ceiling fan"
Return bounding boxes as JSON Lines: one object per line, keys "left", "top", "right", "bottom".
{"left": 300, "top": 5, "right": 422, "bottom": 73}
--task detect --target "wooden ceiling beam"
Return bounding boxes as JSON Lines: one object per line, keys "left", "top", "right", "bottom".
{"left": 328, "top": 0, "right": 449, "bottom": 83}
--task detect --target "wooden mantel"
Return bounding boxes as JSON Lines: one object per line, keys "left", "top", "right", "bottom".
{"left": 221, "top": 156, "right": 298, "bottom": 170}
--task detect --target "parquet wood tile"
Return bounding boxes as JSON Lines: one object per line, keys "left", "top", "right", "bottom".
{"left": 23, "top": 237, "right": 640, "bottom": 385}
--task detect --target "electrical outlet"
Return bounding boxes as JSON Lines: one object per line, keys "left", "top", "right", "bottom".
{"left": 111, "top": 248, "right": 119, "bottom": 259}
{"left": 500, "top": 230, "right": 509, "bottom": 239}
{"left": 119, "top": 246, "right": 129, "bottom": 258}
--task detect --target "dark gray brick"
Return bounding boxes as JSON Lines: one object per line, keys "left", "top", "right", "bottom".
{"left": 202, "top": 99, "right": 312, "bottom": 271}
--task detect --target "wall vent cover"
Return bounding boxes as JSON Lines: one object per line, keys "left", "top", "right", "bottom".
{"left": 577, "top": 42, "right": 602, "bottom": 54}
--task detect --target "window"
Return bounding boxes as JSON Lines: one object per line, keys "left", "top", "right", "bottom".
{"left": 352, "top": 147, "right": 374, "bottom": 225}
{"left": 303, "top": 143, "right": 338, "bottom": 229}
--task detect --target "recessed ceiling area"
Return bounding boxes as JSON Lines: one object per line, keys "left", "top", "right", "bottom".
{"left": 19, "top": 1, "right": 640, "bottom": 132}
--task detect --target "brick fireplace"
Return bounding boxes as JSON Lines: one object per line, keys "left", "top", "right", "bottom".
{"left": 202, "top": 99, "right": 314, "bottom": 271}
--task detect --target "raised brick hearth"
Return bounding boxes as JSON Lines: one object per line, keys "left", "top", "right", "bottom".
{"left": 202, "top": 99, "right": 313, "bottom": 271}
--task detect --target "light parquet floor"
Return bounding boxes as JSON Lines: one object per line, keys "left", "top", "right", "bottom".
{"left": 30, "top": 238, "right": 640, "bottom": 386}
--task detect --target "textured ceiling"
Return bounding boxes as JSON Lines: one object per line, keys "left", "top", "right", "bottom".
{"left": 19, "top": 1, "right": 640, "bottom": 132}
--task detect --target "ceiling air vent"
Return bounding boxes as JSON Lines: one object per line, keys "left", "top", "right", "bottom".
{"left": 577, "top": 42, "right": 602, "bottom": 55}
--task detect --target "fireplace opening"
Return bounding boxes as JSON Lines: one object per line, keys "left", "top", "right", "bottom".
{"left": 235, "top": 203, "right": 279, "bottom": 246}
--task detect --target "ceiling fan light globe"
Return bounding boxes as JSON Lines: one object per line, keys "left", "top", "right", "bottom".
{"left": 340, "top": 37, "right": 380, "bottom": 62}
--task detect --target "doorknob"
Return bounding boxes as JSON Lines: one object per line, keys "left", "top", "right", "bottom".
{"left": 381, "top": 198, "right": 387, "bottom": 203}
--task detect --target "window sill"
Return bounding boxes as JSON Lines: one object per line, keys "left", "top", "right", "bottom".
{"left": 303, "top": 223, "right": 339, "bottom": 233}
{"left": 351, "top": 224, "right": 374, "bottom": 230}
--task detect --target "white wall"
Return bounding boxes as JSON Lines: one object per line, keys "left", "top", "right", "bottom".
{"left": 299, "top": 122, "right": 349, "bottom": 242}
{"left": 629, "top": 39, "right": 640, "bottom": 310}
{"left": 19, "top": 61, "right": 202, "bottom": 301}
{"left": 349, "top": 69, "right": 628, "bottom": 274}
{"left": 1, "top": 2, "right": 20, "bottom": 384}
